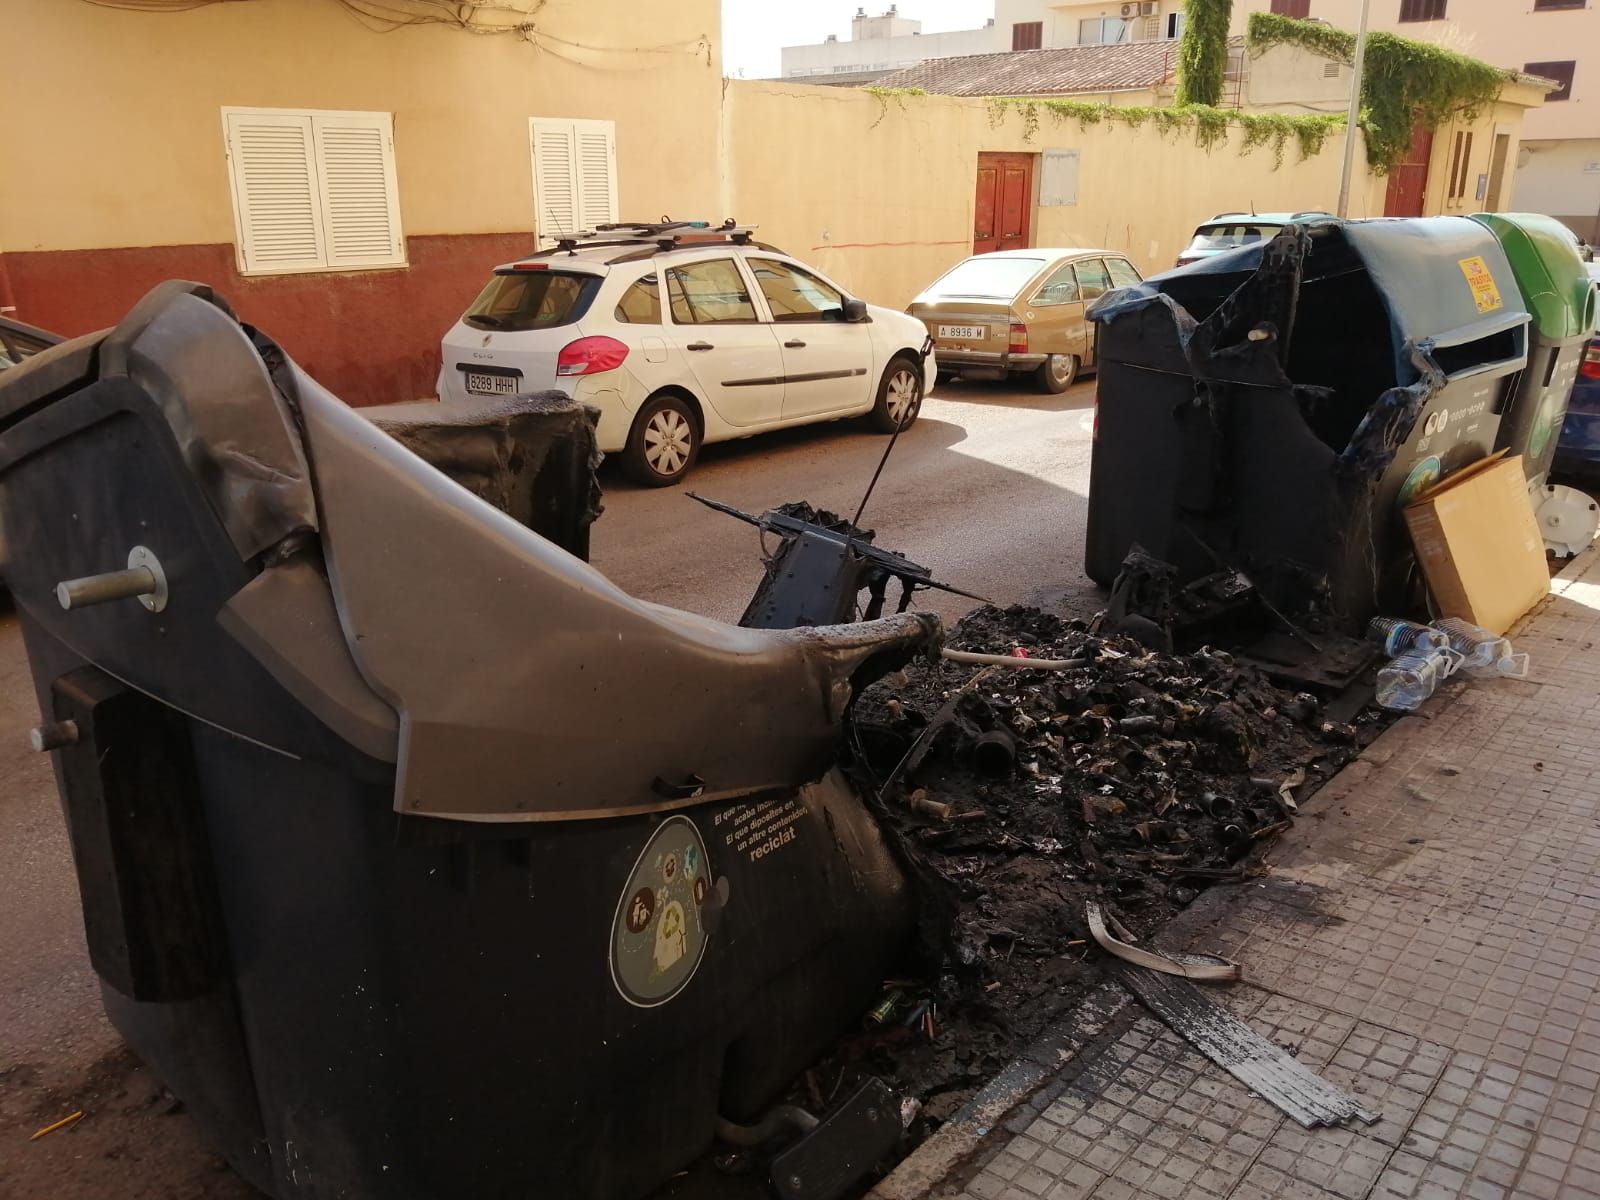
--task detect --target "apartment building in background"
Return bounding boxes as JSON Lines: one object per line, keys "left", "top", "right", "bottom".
{"left": 1001, "top": 0, "right": 1599, "bottom": 236}
{"left": 778, "top": 6, "right": 1002, "bottom": 84}
{"left": 777, "top": 1, "right": 1191, "bottom": 85}
{"left": 1299, "top": 0, "right": 1598, "bottom": 241}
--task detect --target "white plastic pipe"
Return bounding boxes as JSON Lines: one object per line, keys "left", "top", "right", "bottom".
{"left": 941, "top": 649, "right": 1087, "bottom": 670}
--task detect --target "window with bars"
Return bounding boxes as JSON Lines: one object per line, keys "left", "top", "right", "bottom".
{"left": 1270, "top": 0, "right": 1311, "bottom": 17}
{"left": 1012, "top": 21, "right": 1043, "bottom": 50}
{"left": 1532, "top": 0, "right": 1584, "bottom": 9}
{"left": 1524, "top": 60, "right": 1576, "bottom": 101}
{"left": 1398, "top": 0, "right": 1447, "bottom": 22}
{"left": 222, "top": 107, "right": 405, "bottom": 275}
{"left": 529, "top": 118, "right": 618, "bottom": 245}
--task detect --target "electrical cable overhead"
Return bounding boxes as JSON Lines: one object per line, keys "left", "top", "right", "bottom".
{"left": 80, "top": 0, "right": 241, "bottom": 11}
{"left": 328, "top": 0, "right": 712, "bottom": 64}
{"left": 75, "top": 0, "right": 713, "bottom": 67}
{"left": 330, "top": 0, "right": 545, "bottom": 34}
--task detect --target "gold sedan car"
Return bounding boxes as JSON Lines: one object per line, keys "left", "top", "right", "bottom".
{"left": 908, "top": 249, "right": 1143, "bottom": 393}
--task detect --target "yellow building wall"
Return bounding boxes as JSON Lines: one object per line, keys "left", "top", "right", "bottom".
{"left": 1244, "top": 43, "right": 1357, "bottom": 113}
{"left": 0, "top": 0, "right": 723, "bottom": 254}
{"left": 1424, "top": 100, "right": 1535, "bottom": 217}
{"left": 723, "top": 80, "right": 1389, "bottom": 310}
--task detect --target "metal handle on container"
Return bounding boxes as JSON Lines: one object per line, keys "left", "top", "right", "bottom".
{"left": 56, "top": 546, "right": 168, "bottom": 613}
{"left": 28, "top": 720, "right": 79, "bottom": 753}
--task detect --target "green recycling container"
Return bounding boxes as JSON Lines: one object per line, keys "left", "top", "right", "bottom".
{"left": 1470, "top": 212, "right": 1600, "bottom": 491}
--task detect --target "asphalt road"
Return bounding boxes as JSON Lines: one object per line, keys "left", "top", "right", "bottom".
{"left": 0, "top": 376, "right": 1103, "bottom": 1198}
{"left": 591, "top": 377, "right": 1104, "bottom": 624}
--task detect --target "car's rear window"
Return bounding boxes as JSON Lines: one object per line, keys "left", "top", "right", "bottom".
{"left": 1184, "top": 224, "right": 1282, "bottom": 255}
{"left": 615, "top": 275, "right": 662, "bottom": 324}
{"left": 927, "top": 257, "right": 1047, "bottom": 300}
{"left": 463, "top": 271, "right": 599, "bottom": 332}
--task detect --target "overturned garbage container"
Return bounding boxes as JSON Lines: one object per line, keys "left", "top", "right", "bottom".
{"left": 1469, "top": 212, "right": 1599, "bottom": 493}
{"left": 0, "top": 283, "right": 936, "bottom": 1200}
{"left": 362, "top": 392, "right": 604, "bottom": 559}
{"left": 1086, "top": 216, "right": 1530, "bottom": 629}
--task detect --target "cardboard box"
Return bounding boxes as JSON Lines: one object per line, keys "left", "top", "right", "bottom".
{"left": 1403, "top": 452, "right": 1549, "bottom": 634}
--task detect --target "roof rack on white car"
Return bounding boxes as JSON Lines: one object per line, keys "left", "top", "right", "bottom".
{"left": 544, "top": 218, "right": 761, "bottom": 255}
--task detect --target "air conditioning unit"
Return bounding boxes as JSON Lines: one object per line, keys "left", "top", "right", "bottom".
{"left": 1141, "top": 2, "right": 1159, "bottom": 15}
{"left": 1120, "top": 3, "right": 1137, "bottom": 16}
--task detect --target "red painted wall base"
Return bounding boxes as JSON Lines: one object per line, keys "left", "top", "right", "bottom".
{"left": 4, "top": 233, "right": 533, "bottom": 407}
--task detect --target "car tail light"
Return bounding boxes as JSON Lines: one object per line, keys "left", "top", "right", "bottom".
{"left": 510, "top": 262, "right": 549, "bottom": 271}
{"left": 1008, "top": 323, "right": 1029, "bottom": 354}
{"left": 1582, "top": 342, "right": 1600, "bottom": 380}
{"left": 557, "top": 336, "right": 629, "bottom": 377}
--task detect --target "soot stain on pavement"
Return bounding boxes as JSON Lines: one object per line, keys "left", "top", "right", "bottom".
{"left": 825, "top": 603, "right": 1384, "bottom": 1138}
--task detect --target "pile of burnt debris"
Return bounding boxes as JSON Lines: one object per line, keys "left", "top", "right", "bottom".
{"left": 828, "top": 602, "right": 1383, "bottom": 1126}
{"left": 680, "top": 496, "right": 1390, "bottom": 1164}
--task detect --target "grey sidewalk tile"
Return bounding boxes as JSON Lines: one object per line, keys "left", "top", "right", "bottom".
{"left": 1320, "top": 1020, "right": 1450, "bottom": 1148}
{"left": 1232, "top": 1150, "right": 1386, "bottom": 1200}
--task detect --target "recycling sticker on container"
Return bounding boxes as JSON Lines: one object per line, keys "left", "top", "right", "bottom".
{"left": 609, "top": 816, "right": 714, "bottom": 1008}
{"left": 1457, "top": 256, "right": 1503, "bottom": 315}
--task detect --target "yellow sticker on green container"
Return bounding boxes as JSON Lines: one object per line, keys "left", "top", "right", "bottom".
{"left": 1458, "top": 256, "right": 1503, "bottom": 314}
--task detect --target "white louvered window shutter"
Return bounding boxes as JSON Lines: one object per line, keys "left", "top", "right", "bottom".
{"left": 222, "top": 107, "right": 405, "bottom": 274}
{"left": 223, "top": 110, "right": 327, "bottom": 274}
{"left": 573, "top": 120, "right": 619, "bottom": 233}
{"left": 530, "top": 118, "right": 617, "bottom": 245}
{"left": 312, "top": 114, "right": 405, "bottom": 269}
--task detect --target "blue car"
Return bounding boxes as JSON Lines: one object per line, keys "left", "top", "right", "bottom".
{"left": 1552, "top": 270, "right": 1600, "bottom": 484}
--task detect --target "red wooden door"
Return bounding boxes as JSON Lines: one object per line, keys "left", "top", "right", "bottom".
{"left": 1384, "top": 122, "right": 1435, "bottom": 217}
{"left": 974, "top": 153, "right": 1034, "bottom": 254}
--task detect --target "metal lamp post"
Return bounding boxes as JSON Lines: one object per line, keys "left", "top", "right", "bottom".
{"left": 1337, "top": 0, "right": 1373, "bottom": 218}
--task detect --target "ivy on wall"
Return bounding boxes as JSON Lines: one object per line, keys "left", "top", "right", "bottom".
{"left": 982, "top": 96, "right": 1343, "bottom": 167}
{"left": 1175, "top": 0, "right": 1233, "bottom": 108}
{"left": 1246, "top": 11, "right": 1513, "bottom": 173}
{"left": 863, "top": 86, "right": 928, "bottom": 128}
{"left": 859, "top": 11, "right": 1511, "bottom": 174}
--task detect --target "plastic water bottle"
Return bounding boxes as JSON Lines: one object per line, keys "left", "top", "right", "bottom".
{"left": 1368, "top": 616, "right": 1451, "bottom": 657}
{"left": 1375, "top": 648, "right": 1459, "bottom": 712}
{"left": 1430, "top": 618, "right": 1531, "bottom": 678}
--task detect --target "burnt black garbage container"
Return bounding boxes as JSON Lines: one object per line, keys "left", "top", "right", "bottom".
{"left": 361, "top": 392, "right": 604, "bottom": 559}
{"left": 0, "top": 282, "right": 933, "bottom": 1200}
{"left": 1085, "top": 216, "right": 1530, "bottom": 627}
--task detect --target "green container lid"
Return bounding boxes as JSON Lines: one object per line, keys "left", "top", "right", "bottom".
{"left": 1470, "top": 212, "right": 1597, "bottom": 340}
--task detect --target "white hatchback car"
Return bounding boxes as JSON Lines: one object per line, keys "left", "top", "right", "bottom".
{"left": 438, "top": 222, "right": 936, "bottom": 486}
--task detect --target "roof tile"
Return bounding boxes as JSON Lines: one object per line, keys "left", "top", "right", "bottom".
{"left": 869, "top": 38, "right": 1243, "bottom": 98}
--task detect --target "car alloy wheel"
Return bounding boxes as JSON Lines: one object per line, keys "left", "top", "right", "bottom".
{"left": 1035, "top": 353, "right": 1079, "bottom": 394}
{"left": 643, "top": 407, "right": 693, "bottom": 478}
{"left": 885, "top": 365, "right": 921, "bottom": 427}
